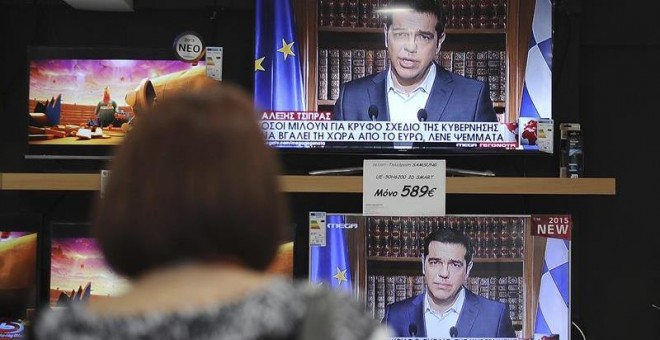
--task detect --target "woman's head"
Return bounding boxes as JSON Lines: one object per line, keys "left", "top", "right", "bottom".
{"left": 93, "top": 82, "right": 289, "bottom": 279}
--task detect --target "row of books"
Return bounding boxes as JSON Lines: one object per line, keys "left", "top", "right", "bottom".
{"left": 365, "top": 275, "right": 523, "bottom": 322}
{"left": 435, "top": 49, "right": 507, "bottom": 103}
{"left": 366, "top": 216, "right": 525, "bottom": 259}
{"left": 442, "top": 0, "right": 509, "bottom": 29}
{"left": 317, "top": 48, "right": 506, "bottom": 104}
{"left": 466, "top": 276, "right": 524, "bottom": 321}
{"left": 318, "top": 48, "right": 388, "bottom": 101}
{"left": 319, "top": 0, "right": 508, "bottom": 30}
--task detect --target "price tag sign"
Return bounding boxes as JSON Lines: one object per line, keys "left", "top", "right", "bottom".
{"left": 363, "top": 159, "right": 446, "bottom": 216}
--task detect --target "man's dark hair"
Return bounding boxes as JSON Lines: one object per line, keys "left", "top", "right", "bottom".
{"left": 423, "top": 227, "right": 474, "bottom": 265}
{"left": 384, "top": 0, "right": 446, "bottom": 36}
{"left": 93, "top": 81, "right": 289, "bottom": 278}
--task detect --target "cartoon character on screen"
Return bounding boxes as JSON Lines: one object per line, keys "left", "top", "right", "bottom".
{"left": 333, "top": 0, "right": 497, "bottom": 122}
{"left": 383, "top": 227, "right": 516, "bottom": 338}
{"left": 95, "top": 86, "right": 118, "bottom": 128}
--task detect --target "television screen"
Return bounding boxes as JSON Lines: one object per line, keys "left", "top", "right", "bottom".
{"left": 25, "top": 46, "right": 210, "bottom": 160}
{"left": 255, "top": 0, "right": 552, "bottom": 153}
{"left": 309, "top": 213, "right": 571, "bottom": 339}
{"left": 0, "top": 214, "right": 41, "bottom": 339}
{"left": 48, "top": 223, "right": 130, "bottom": 307}
{"left": 0, "top": 231, "right": 39, "bottom": 320}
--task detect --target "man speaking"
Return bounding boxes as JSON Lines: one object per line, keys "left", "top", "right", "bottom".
{"left": 383, "top": 228, "right": 516, "bottom": 338}
{"left": 333, "top": 0, "right": 497, "bottom": 123}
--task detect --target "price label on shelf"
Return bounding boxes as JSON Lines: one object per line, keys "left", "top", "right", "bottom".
{"left": 362, "top": 159, "right": 446, "bottom": 216}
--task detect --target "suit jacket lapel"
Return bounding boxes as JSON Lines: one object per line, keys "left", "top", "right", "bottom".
{"left": 425, "top": 66, "right": 454, "bottom": 121}
{"left": 368, "top": 70, "right": 389, "bottom": 121}
{"left": 411, "top": 293, "right": 427, "bottom": 337}
{"left": 456, "top": 288, "right": 479, "bottom": 337}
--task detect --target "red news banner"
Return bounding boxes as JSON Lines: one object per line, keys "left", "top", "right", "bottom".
{"left": 530, "top": 215, "right": 572, "bottom": 240}
{"left": 260, "top": 111, "right": 518, "bottom": 148}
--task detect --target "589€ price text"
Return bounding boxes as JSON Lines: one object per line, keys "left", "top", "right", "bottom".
{"left": 374, "top": 185, "right": 436, "bottom": 197}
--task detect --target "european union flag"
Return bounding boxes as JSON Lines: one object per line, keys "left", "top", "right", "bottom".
{"left": 310, "top": 214, "right": 354, "bottom": 294}
{"left": 254, "top": 0, "right": 306, "bottom": 112}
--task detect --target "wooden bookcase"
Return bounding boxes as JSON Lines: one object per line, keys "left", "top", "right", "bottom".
{"left": 294, "top": 0, "right": 534, "bottom": 123}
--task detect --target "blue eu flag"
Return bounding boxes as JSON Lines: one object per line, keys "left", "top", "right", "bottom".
{"left": 310, "top": 215, "right": 354, "bottom": 294}
{"left": 254, "top": 0, "right": 306, "bottom": 112}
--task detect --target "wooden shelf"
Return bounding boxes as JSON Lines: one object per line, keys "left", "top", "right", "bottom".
{"left": 0, "top": 173, "right": 616, "bottom": 195}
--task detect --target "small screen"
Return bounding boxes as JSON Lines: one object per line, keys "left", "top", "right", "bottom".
{"left": 49, "top": 232, "right": 130, "bottom": 307}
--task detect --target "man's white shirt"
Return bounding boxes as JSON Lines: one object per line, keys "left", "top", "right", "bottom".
{"left": 386, "top": 63, "right": 437, "bottom": 123}
{"left": 423, "top": 285, "right": 466, "bottom": 338}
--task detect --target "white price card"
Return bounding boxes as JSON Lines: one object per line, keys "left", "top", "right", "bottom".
{"left": 309, "top": 211, "right": 327, "bottom": 246}
{"left": 205, "top": 46, "right": 223, "bottom": 81}
{"left": 363, "top": 160, "right": 446, "bottom": 216}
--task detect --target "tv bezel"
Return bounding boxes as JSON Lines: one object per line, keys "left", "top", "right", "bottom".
{"left": 256, "top": 0, "right": 555, "bottom": 159}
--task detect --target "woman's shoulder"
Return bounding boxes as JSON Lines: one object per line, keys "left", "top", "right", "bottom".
{"left": 289, "top": 280, "right": 391, "bottom": 340}
{"left": 31, "top": 278, "right": 389, "bottom": 340}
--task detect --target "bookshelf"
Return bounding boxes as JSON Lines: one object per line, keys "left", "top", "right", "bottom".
{"left": 296, "top": 0, "right": 531, "bottom": 122}
{"left": 344, "top": 215, "right": 538, "bottom": 335}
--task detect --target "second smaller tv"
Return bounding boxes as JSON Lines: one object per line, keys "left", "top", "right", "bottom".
{"left": 48, "top": 223, "right": 130, "bottom": 307}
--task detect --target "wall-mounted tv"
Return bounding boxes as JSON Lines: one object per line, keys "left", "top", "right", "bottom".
{"left": 25, "top": 46, "right": 209, "bottom": 160}
{"left": 47, "top": 223, "right": 130, "bottom": 307}
{"left": 255, "top": 0, "right": 553, "bottom": 155}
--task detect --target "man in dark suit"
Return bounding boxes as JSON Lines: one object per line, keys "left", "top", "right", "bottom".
{"left": 333, "top": 0, "right": 497, "bottom": 123}
{"left": 383, "top": 228, "right": 516, "bottom": 338}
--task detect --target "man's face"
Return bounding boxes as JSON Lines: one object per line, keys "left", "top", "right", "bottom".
{"left": 386, "top": 11, "right": 444, "bottom": 88}
{"left": 424, "top": 241, "right": 472, "bottom": 309}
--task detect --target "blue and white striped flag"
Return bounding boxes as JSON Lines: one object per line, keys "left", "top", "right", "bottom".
{"left": 520, "top": 0, "right": 552, "bottom": 120}
{"left": 534, "top": 238, "right": 570, "bottom": 340}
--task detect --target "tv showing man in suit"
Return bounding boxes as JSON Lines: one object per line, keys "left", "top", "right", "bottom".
{"left": 333, "top": 0, "right": 497, "bottom": 123}
{"left": 383, "top": 227, "right": 516, "bottom": 338}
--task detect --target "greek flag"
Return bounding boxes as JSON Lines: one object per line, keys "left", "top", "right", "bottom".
{"left": 534, "top": 238, "right": 570, "bottom": 340}
{"left": 254, "top": 0, "right": 306, "bottom": 112}
{"left": 520, "top": 0, "right": 552, "bottom": 120}
{"left": 309, "top": 215, "right": 354, "bottom": 294}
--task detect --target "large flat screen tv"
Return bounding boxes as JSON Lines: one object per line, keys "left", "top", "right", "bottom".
{"left": 25, "top": 46, "right": 209, "bottom": 160}
{"left": 309, "top": 213, "right": 571, "bottom": 339}
{"left": 255, "top": 0, "right": 553, "bottom": 155}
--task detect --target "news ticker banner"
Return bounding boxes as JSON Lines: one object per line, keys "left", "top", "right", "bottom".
{"left": 363, "top": 160, "right": 446, "bottom": 216}
{"left": 260, "top": 116, "right": 518, "bottom": 148}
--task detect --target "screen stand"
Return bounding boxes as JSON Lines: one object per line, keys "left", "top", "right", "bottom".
{"left": 308, "top": 166, "right": 495, "bottom": 177}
